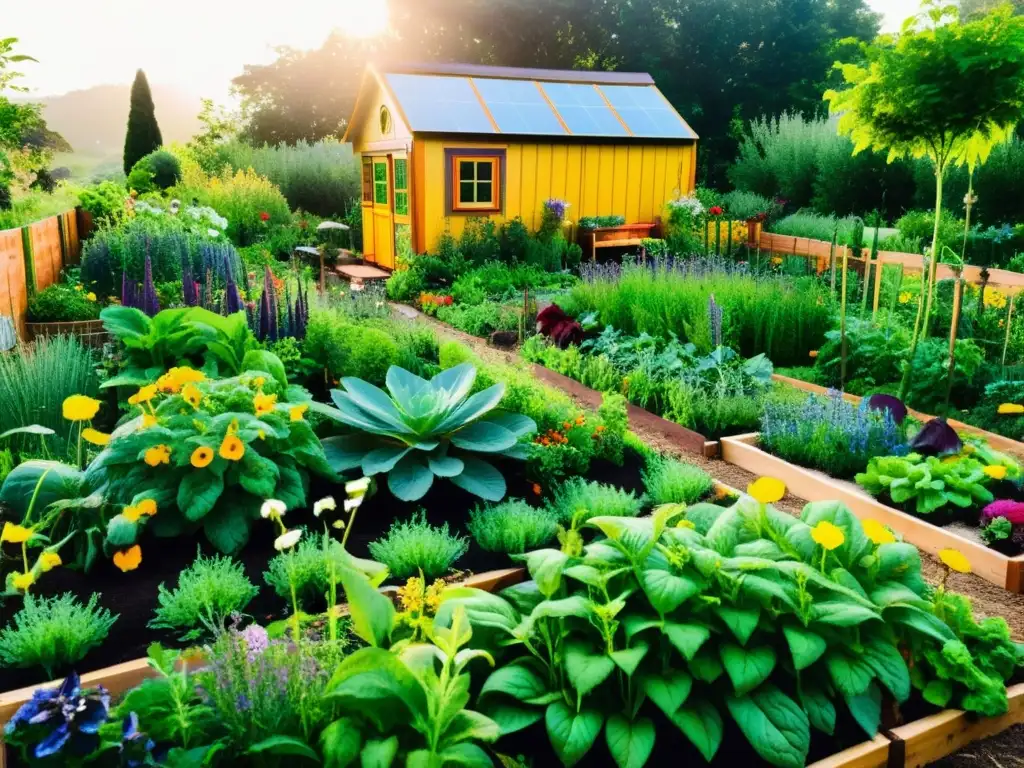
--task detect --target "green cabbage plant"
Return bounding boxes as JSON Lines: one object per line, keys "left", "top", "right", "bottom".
{"left": 319, "top": 364, "right": 536, "bottom": 502}
{"left": 856, "top": 453, "right": 994, "bottom": 515}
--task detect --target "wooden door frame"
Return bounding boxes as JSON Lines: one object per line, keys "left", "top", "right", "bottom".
{"left": 370, "top": 155, "right": 395, "bottom": 269}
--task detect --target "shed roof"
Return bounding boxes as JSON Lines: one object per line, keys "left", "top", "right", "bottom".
{"left": 351, "top": 63, "right": 697, "bottom": 142}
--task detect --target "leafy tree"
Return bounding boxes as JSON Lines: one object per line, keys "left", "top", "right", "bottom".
{"left": 123, "top": 69, "right": 163, "bottom": 175}
{"left": 825, "top": 1, "right": 1024, "bottom": 397}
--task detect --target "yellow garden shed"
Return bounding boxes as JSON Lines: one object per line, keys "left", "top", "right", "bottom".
{"left": 343, "top": 62, "right": 698, "bottom": 270}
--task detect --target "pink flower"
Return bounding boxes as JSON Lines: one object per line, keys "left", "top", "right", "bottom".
{"left": 982, "top": 499, "right": 1024, "bottom": 525}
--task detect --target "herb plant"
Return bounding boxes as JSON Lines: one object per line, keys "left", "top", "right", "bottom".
{"left": 0, "top": 593, "right": 117, "bottom": 677}
{"left": 549, "top": 477, "right": 645, "bottom": 524}
{"left": 149, "top": 551, "right": 259, "bottom": 640}
{"left": 468, "top": 499, "right": 560, "bottom": 554}
{"left": 642, "top": 456, "right": 714, "bottom": 505}
{"left": 368, "top": 511, "right": 469, "bottom": 580}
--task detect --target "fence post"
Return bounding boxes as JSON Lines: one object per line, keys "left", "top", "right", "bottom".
{"left": 840, "top": 247, "right": 850, "bottom": 389}
{"left": 872, "top": 256, "right": 884, "bottom": 320}
{"left": 1002, "top": 295, "right": 1016, "bottom": 369}
{"left": 829, "top": 232, "right": 837, "bottom": 295}
{"left": 20, "top": 226, "right": 36, "bottom": 296}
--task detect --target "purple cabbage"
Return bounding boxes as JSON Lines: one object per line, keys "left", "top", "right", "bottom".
{"left": 909, "top": 418, "right": 962, "bottom": 456}
{"left": 866, "top": 394, "right": 908, "bottom": 426}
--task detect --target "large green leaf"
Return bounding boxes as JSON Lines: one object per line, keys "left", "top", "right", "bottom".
{"left": 862, "top": 637, "right": 911, "bottom": 702}
{"left": 480, "top": 662, "right": 551, "bottom": 703}
{"left": 663, "top": 621, "right": 711, "bottom": 661}
{"left": 437, "top": 383, "right": 506, "bottom": 434}
{"left": 449, "top": 456, "right": 506, "bottom": 501}
{"left": 721, "top": 644, "right": 777, "bottom": 696}
{"left": 202, "top": 504, "right": 250, "bottom": 554}
{"left": 441, "top": 709, "right": 501, "bottom": 746}
{"left": 846, "top": 682, "right": 882, "bottom": 737}
{"left": 322, "top": 434, "right": 377, "bottom": 473}
{"left": 826, "top": 648, "right": 875, "bottom": 698}
{"left": 450, "top": 420, "right": 517, "bottom": 453}
{"left": 340, "top": 377, "right": 415, "bottom": 435}
{"left": 100, "top": 306, "right": 152, "bottom": 344}
{"left": 245, "top": 735, "right": 320, "bottom": 762}
{"left": 388, "top": 454, "right": 434, "bottom": 501}
{"left": 338, "top": 566, "right": 395, "bottom": 647}
{"left": 326, "top": 648, "right": 425, "bottom": 729}
{"left": 359, "top": 736, "right": 399, "bottom": 768}
{"left": 672, "top": 700, "right": 723, "bottom": 761}
{"left": 716, "top": 605, "right": 761, "bottom": 645}
{"left": 481, "top": 701, "right": 544, "bottom": 736}
{"left": 726, "top": 684, "right": 810, "bottom": 768}
{"left": 605, "top": 715, "right": 655, "bottom": 768}
{"left": 810, "top": 600, "right": 880, "bottom": 627}
{"left": 0, "top": 460, "right": 83, "bottom": 518}
{"left": 178, "top": 471, "right": 224, "bottom": 522}
{"left": 800, "top": 681, "right": 837, "bottom": 735}
{"left": 434, "top": 743, "right": 495, "bottom": 768}
{"left": 519, "top": 549, "right": 568, "bottom": 597}
{"left": 545, "top": 702, "right": 603, "bottom": 768}
{"left": 640, "top": 567, "right": 700, "bottom": 614}
{"left": 428, "top": 363, "right": 478, "bottom": 413}
{"left": 641, "top": 670, "right": 692, "bottom": 717}
{"left": 565, "top": 641, "right": 616, "bottom": 697}
{"left": 362, "top": 445, "right": 413, "bottom": 475}
{"left": 241, "top": 350, "right": 288, "bottom": 387}
{"left": 688, "top": 645, "right": 725, "bottom": 683}
{"left": 782, "top": 624, "right": 828, "bottom": 671}
{"left": 321, "top": 718, "right": 362, "bottom": 768}
{"left": 609, "top": 641, "right": 649, "bottom": 676}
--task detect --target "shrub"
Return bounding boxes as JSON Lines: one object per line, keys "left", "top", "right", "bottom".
{"left": 719, "top": 190, "right": 774, "bottom": 221}
{"left": 0, "top": 185, "right": 81, "bottom": 231}
{"left": 368, "top": 511, "right": 469, "bottom": 580}
{"left": 435, "top": 302, "right": 520, "bottom": 338}
{"left": 549, "top": 477, "right": 645, "bottom": 525}
{"left": 468, "top": 499, "right": 559, "bottom": 554}
{"left": 78, "top": 181, "right": 126, "bottom": 226}
{"left": 893, "top": 209, "right": 964, "bottom": 258}
{"left": 27, "top": 282, "right": 101, "bottom": 323}
{"left": 263, "top": 531, "right": 356, "bottom": 608}
{"left": 642, "top": 456, "right": 714, "bottom": 505}
{"left": 131, "top": 149, "right": 182, "bottom": 192}
{"left": 0, "top": 594, "right": 117, "bottom": 677}
{"left": 346, "top": 326, "right": 398, "bottom": 384}
{"left": 149, "top": 551, "right": 259, "bottom": 640}
{"left": 770, "top": 210, "right": 862, "bottom": 245}
{"left": 174, "top": 165, "right": 291, "bottom": 247}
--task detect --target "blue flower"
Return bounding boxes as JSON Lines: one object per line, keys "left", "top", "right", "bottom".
{"left": 121, "top": 712, "right": 156, "bottom": 768}
{"left": 5, "top": 672, "right": 110, "bottom": 760}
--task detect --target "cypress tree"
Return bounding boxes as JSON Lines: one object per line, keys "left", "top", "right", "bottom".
{"left": 123, "top": 69, "right": 163, "bottom": 175}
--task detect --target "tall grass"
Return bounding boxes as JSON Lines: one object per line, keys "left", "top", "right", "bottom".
{"left": 0, "top": 185, "right": 82, "bottom": 230}
{"left": 569, "top": 258, "right": 834, "bottom": 367}
{"left": 214, "top": 140, "right": 360, "bottom": 219}
{"left": 0, "top": 335, "right": 99, "bottom": 461}
{"left": 770, "top": 210, "right": 862, "bottom": 245}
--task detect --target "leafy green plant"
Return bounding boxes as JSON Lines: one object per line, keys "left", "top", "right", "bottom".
{"left": 856, "top": 453, "right": 995, "bottom": 515}
{"left": 468, "top": 499, "right": 559, "bottom": 554}
{"left": 320, "top": 363, "right": 536, "bottom": 502}
{"left": 78, "top": 181, "right": 126, "bottom": 227}
{"left": 549, "top": 477, "right": 645, "bottom": 524}
{"left": 27, "top": 282, "right": 101, "bottom": 323}
{"left": 642, "top": 456, "right": 714, "bottom": 505}
{"left": 149, "top": 551, "right": 259, "bottom": 640}
{"left": 0, "top": 593, "right": 117, "bottom": 677}
{"left": 368, "top": 511, "right": 468, "bottom": 580}
{"left": 578, "top": 215, "right": 626, "bottom": 229}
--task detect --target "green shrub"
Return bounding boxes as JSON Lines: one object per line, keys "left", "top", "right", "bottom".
{"left": 435, "top": 302, "right": 520, "bottom": 338}
{"left": 642, "top": 456, "right": 714, "bottom": 505}
{"left": 386, "top": 268, "right": 426, "bottom": 302}
{"left": 468, "top": 499, "right": 559, "bottom": 554}
{"left": 133, "top": 149, "right": 182, "bottom": 191}
{"left": 0, "top": 185, "right": 81, "bottom": 231}
{"left": 720, "top": 190, "right": 774, "bottom": 220}
{"left": 174, "top": 166, "right": 291, "bottom": 247}
{"left": 264, "top": 531, "right": 357, "bottom": 608}
{"left": 78, "top": 181, "right": 126, "bottom": 226}
{"left": 549, "top": 478, "right": 645, "bottom": 525}
{"left": 894, "top": 209, "right": 964, "bottom": 258}
{"left": 368, "top": 511, "right": 469, "bottom": 580}
{"left": 770, "top": 210, "right": 862, "bottom": 245}
{"left": 149, "top": 551, "right": 259, "bottom": 640}
{"left": 27, "top": 282, "right": 101, "bottom": 323}
{"left": 347, "top": 326, "right": 398, "bottom": 384}
{"left": 0, "top": 594, "right": 117, "bottom": 677}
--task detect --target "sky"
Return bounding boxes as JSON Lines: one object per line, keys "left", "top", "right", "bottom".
{"left": 6, "top": 0, "right": 917, "bottom": 99}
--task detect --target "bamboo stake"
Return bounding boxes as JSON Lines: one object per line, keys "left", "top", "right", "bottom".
{"left": 829, "top": 230, "right": 838, "bottom": 296}
{"left": 872, "top": 256, "right": 885, "bottom": 320}
{"left": 1002, "top": 295, "right": 1016, "bottom": 369}
{"left": 943, "top": 273, "right": 964, "bottom": 415}
{"left": 840, "top": 247, "right": 850, "bottom": 390}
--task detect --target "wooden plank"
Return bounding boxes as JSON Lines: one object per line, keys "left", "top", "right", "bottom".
{"left": 889, "top": 682, "right": 1024, "bottom": 768}
{"left": 720, "top": 433, "right": 1024, "bottom": 592}
{"left": 806, "top": 734, "right": 890, "bottom": 768}
{"left": 0, "top": 227, "right": 27, "bottom": 340}
{"left": 29, "top": 217, "right": 62, "bottom": 292}
{"left": 594, "top": 237, "right": 644, "bottom": 249}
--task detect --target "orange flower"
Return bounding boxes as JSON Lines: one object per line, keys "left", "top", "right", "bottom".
{"left": 809, "top": 350, "right": 819, "bottom": 359}
{"left": 253, "top": 392, "right": 278, "bottom": 416}
{"left": 136, "top": 499, "right": 157, "bottom": 517}
{"left": 113, "top": 545, "right": 142, "bottom": 572}
{"left": 144, "top": 445, "right": 171, "bottom": 467}
{"left": 290, "top": 404, "right": 308, "bottom": 422}
{"left": 532, "top": 483, "right": 542, "bottom": 496}
{"left": 219, "top": 435, "right": 245, "bottom": 461}
{"left": 182, "top": 383, "right": 202, "bottom": 409}
{"left": 191, "top": 446, "right": 214, "bottom": 468}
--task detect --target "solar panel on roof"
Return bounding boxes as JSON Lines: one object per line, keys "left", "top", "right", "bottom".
{"left": 540, "top": 83, "right": 628, "bottom": 137}
{"left": 599, "top": 85, "right": 692, "bottom": 139}
{"left": 385, "top": 74, "right": 496, "bottom": 134}
{"left": 472, "top": 78, "right": 566, "bottom": 135}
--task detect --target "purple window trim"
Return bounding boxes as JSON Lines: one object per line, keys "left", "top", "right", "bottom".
{"left": 444, "top": 148, "right": 507, "bottom": 216}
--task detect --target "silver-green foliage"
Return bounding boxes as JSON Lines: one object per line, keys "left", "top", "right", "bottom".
{"left": 320, "top": 363, "right": 536, "bottom": 502}
{"left": 468, "top": 499, "right": 560, "bottom": 554}
{"left": 549, "top": 477, "right": 645, "bottom": 525}
{"left": 149, "top": 552, "right": 258, "bottom": 640}
{"left": 368, "top": 511, "right": 469, "bottom": 580}
{"left": 0, "top": 593, "right": 116, "bottom": 677}
{"left": 642, "top": 456, "right": 715, "bottom": 506}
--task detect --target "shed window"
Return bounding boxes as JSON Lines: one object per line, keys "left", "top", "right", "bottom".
{"left": 373, "top": 160, "right": 389, "bottom": 206}
{"left": 394, "top": 158, "right": 409, "bottom": 217}
{"left": 452, "top": 156, "right": 500, "bottom": 212}
{"left": 361, "top": 160, "right": 373, "bottom": 203}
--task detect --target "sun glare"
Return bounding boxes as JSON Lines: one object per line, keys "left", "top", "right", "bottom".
{"left": 274, "top": 0, "right": 390, "bottom": 49}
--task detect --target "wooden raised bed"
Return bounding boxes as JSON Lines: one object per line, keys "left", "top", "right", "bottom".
{"left": 721, "top": 432, "right": 1024, "bottom": 592}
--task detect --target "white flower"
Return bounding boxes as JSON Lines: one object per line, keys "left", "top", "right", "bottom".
{"left": 207, "top": 229, "right": 220, "bottom": 238}
{"left": 344, "top": 497, "right": 363, "bottom": 513}
{"left": 345, "top": 477, "right": 371, "bottom": 498}
{"left": 260, "top": 499, "right": 287, "bottom": 519}
{"left": 274, "top": 528, "right": 302, "bottom": 551}
{"left": 313, "top": 496, "right": 337, "bottom": 517}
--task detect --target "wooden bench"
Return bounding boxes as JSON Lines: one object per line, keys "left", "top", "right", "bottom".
{"left": 579, "top": 219, "right": 661, "bottom": 261}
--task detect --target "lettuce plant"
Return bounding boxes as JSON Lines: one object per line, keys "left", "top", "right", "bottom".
{"left": 856, "top": 453, "right": 995, "bottom": 515}
{"left": 441, "top": 498, "right": 1022, "bottom": 768}
{"left": 319, "top": 363, "right": 536, "bottom": 501}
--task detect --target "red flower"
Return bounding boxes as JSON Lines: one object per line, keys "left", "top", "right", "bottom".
{"left": 259, "top": 211, "right": 270, "bottom": 222}
{"left": 709, "top": 206, "right": 724, "bottom": 217}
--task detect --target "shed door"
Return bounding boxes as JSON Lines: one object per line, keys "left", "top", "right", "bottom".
{"left": 371, "top": 158, "right": 395, "bottom": 270}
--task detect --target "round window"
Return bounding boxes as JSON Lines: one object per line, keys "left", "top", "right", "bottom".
{"left": 379, "top": 106, "right": 392, "bottom": 136}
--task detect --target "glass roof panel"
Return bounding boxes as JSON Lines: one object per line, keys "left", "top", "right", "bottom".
{"left": 599, "top": 85, "right": 693, "bottom": 139}
{"left": 385, "top": 74, "right": 496, "bottom": 133}
{"left": 541, "top": 83, "right": 628, "bottom": 137}
{"left": 473, "top": 78, "right": 566, "bottom": 135}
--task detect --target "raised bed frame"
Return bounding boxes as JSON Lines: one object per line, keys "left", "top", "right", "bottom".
{"left": 721, "top": 432, "right": 1024, "bottom": 593}
{"left": 2, "top": 567, "right": 1021, "bottom": 767}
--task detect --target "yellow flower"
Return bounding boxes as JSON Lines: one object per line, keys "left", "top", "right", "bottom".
{"left": 144, "top": 444, "right": 171, "bottom": 467}
{"left": 899, "top": 291, "right": 912, "bottom": 304}
{"left": 63, "top": 394, "right": 101, "bottom": 422}
{"left": 811, "top": 520, "right": 845, "bottom": 551}
{"left": 141, "top": 413, "right": 157, "bottom": 429}
{"left": 983, "top": 465, "right": 1008, "bottom": 481}
{"left": 1, "top": 522, "right": 32, "bottom": 543}
{"left": 219, "top": 434, "right": 245, "bottom": 461}
{"left": 86, "top": 292, "right": 97, "bottom": 302}
{"left": 425, "top": 579, "right": 446, "bottom": 614}
{"left": 12, "top": 571, "right": 34, "bottom": 591}
{"left": 676, "top": 519, "right": 696, "bottom": 530}
{"left": 82, "top": 428, "right": 111, "bottom": 446}
{"left": 128, "top": 385, "right": 158, "bottom": 406}
{"left": 157, "top": 366, "right": 205, "bottom": 394}
{"left": 181, "top": 383, "right": 203, "bottom": 410}
{"left": 74, "top": 284, "right": 83, "bottom": 291}
{"left": 290, "top": 404, "right": 308, "bottom": 422}
{"left": 939, "top": 548, "right": 971, "bottom": 574}
{"left": 398, "top": 576, "right": 426, "bottom": 612}
{"left": 191, "top": 446, "right": 214, "bottom": 468}
{"left": 123, "top": 505, "right": 143, "bottom": 523}
{"left": 40, "top": 552, "right": 61, "bottom": 572}
{"left": 747, "top": 477, "right": 786, "bottom": 505}
{"left": 136, "top": 499, "right": 157, "bottom": 517}
{"left": 253, "top": 392, "right": 278, "bottom": 416}
{"left": 252, "top": 376, "right": 266, "bottom": 389}
{"left": 113, "top": 545, "right": 143, "bottom": 572}
{"left": 998, "top": 403, "right": 1024, "bottom": 415}
{"left": 862, "top": 519, "right": 895, "bottom": 546}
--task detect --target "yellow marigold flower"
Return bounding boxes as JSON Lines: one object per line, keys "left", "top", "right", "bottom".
{"left": 984, "top": 465, "right": 1008, "bottom": 481}
{"left": 290, "top": 404, "right": 308, "bottom": 422}
{"left": 82, "top": 428, "right": 111, "bottom": 446}
{"left": 191, "top": 446, "right": 214, "bottom": 468}
{"left": 939, "top": 548, "right": 971, "bottom": 574}
{"left": 136, "top": 499, "right": 157, "bottom": 517}
{"left": 253, "top": 392, "right": 278, "bottom": 416}
{"left": 219, "top": 434, "right": 245, "bottom": 461}
{"left": 144, "top": 444, "right": 171, "bottom": 467}
{"left": 86, "top": 292, "right": 97, "bottom": 302}
{"left": 181, "top": 383, "right": 202, "bottom": 409}
{"left": 998, "top": 403, "right": 1024, "bottom": 415}
{"left": 123, "top": 505, "right": 143, "bottom": 523}
{"left": 1, "top": 522, "right": 32, "bottom": 543}
{"left": 142, "top": 413, "right": 157, "bottom": 429}
{"left": 157, "top": 366, "right": 205, "bottom": 394}
{"left": 12, "top": 571, "right": 34, "bottom": 591}
{"left": 63, "top": 394, "right": 101, "bottom": 422}
{"left": 747, "top": 477, "right": 786, "bottom": 505}
{"left": 114, "top": 545, "right": 143, "bottom": 572}
{"left": 862, "top": 519, "right": 895, "bottom": 546}
{"left": 128, "top": 385, "right": 158, "bottom": 406}
{"left": 40, "top": 552, "right": 61, "bottom": 572}
{"left": 811, "top": 520, "right": 845, "bottom": 551}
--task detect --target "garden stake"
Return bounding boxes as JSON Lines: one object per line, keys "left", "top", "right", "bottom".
{"left": 1002, "top": 294, "right": 1016, "bottom": 369}
{"left": 829, "top": 229, "right": 837, "bottom": 296}
{"left": 860, "top": 213, "right": 880, "bottom": 319}
{"left": 943, "top": 273, "right": 964, "bottom": 415}
{"left": 727, "top": 220, "right": 733, "bottom": 256}
{"left": 898, "top": 259, "right": 931, "bottom": 401}
{"left": 840, "top": 247, "right": 849, "bottom": 389}
{"left": 715, "top": 217, "right": 721, "bottom": 256}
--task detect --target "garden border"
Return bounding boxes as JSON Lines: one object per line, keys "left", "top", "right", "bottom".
{"left": 720, "top": 432, "right": 1024, "bottom": 593}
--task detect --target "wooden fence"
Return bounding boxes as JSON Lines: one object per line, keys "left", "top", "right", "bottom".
{"left": 0, "top": 209, "right": 89, "bottom": 341}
